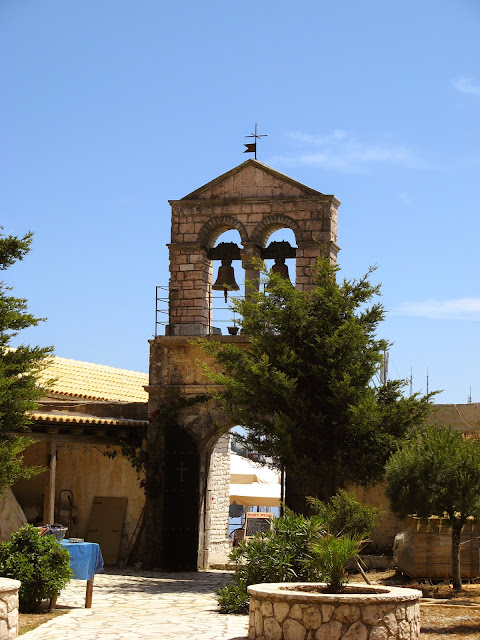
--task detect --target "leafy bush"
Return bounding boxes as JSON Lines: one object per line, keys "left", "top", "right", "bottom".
{"left": 231, "top": 510, "right": 326, "bottom": 583}
{"left": 218, "top": 491, "right": 381, "bottom": 613}
{"left": 218, "top": 510, "right": 325, "bottom": 614}
{"left": 0, "top": 524, "right": 72, "bottom": 612}
{"left": 217, "top": 578, "right": 250, "bottom": 614}
{"left": 307, "top": 490, "right": 383, "bottom": 539}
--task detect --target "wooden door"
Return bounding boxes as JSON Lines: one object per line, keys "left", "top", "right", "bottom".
{"left": 163, "top": 423, "right": 200, "bottom": 571}
{"left": 86, "top": 496, "right": 128, "bottom": 565}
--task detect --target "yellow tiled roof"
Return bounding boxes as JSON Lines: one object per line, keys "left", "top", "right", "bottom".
{"left": 31, "top": 411, "right": 145, "bottom": 427}
{"left": 39, "top": 356, "right": 148, "bottom": 403}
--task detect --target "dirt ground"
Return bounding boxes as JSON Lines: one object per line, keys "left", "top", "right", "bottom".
{"left": 18, "top": 609, "right": 67, "bottom": 635}
{"left": 368, "top": 570, "right": 480, "bottom": 639}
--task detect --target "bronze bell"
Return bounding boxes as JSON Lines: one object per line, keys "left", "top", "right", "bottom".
{"left": 267, "top": 258, "right": 291, "bottom": 289}
{"left": 213, "top": 259, "right": 240, "bottom": 302}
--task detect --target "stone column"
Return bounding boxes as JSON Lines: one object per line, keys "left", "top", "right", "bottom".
{"left": 295, "top": 240, "right": 340, "bottom": 292}
{"left": 167, "top": 244, "right": 212, "bottom": 336}
{"left": 241, "top": 243, "right": 262, "bottom": 298}
{"left": 204, "top": 433, "right": 232, "bottom": 565}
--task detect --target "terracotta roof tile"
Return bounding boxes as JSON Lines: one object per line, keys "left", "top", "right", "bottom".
{"left": 31, "top": 411, "right": 146, "bottom": 427}
{"left": 38, "top": 356, "right": 148, "bottom": 403}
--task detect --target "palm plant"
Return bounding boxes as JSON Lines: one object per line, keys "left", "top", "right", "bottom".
{"left": 310, "top": 534, "right": 364, "bottom": 593}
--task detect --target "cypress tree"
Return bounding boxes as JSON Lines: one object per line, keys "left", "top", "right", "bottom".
{"left": 201, "top": 258, "right": 434, "bottom": 512}
{"left": 0, "top": 229, "right": 52, "bottom": 493}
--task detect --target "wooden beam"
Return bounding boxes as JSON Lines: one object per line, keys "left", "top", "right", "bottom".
{"left": 46, "top": 440, "right": 56, "bottom": 523}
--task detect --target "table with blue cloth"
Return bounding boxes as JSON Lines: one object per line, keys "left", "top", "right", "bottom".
{"left": 51, "top": 540, "right": 104, "bottom": 608}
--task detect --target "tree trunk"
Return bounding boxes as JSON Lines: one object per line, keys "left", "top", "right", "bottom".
{"left": 451, "top": 520, "right": 463, "bottom": 590}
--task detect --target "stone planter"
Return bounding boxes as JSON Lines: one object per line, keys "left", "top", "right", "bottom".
{"left": 0, "top": 577, "right": 21, "bottom": 639}
{"left": 247, "top": 582, "right": 421, "bottom": 640}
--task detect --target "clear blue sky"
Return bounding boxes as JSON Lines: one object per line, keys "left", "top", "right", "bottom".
{"left": 2, "top": 1, "right": 479, "bottom": 404}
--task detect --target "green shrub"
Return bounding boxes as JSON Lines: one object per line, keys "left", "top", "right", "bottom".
{"left": 234, "top": 510, "right": 326, "bottom": 580}
{"left": 217, "top": 577, "right": 250, "bottom": 614}
{"left": 0, "top": 524, "right": 72, "bottom": 612}
{"left": 218, "top": 510, "right": 325, "bottom": 613}
{"left": 218, "top": 491, "right": 382, "bottom": 613}
{"left": 307, "top": 490, "right": 383, "bottom": 539}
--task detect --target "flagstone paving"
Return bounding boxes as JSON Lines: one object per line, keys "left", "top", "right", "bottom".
{"left": 22, "top": 569, "right": 248, "bottom": 640}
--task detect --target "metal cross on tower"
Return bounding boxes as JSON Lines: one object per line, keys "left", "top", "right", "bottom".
{"left": 244, "top": 123, "right": 267, "bottom": 159}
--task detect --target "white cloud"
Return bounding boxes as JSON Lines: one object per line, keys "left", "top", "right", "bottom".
{"left": 393, "top": 298, "right": 480, "bottom": 320}
{"left": 288, "top": 130, "right": 348, "bottom": 145}
{"left": 272, "top": 130, "right": 429, "bottom": 172}
{"left": 452, "top": 76, "right": 480, "bottom": 96}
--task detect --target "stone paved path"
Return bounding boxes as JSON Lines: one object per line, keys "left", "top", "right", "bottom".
{"left": 22, "top": 569, "right": 248, "bottom": 640}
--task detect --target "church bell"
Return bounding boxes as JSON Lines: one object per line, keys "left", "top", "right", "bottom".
{"left": 267, "top": 257, "right": 291, "bottom": 289}
{"left": 213, "top": 259, "right": 240, "bottom": 302}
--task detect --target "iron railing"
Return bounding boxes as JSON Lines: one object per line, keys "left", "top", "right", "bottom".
{"left": 155, "top": 286, "right": 243, "bottom": 337}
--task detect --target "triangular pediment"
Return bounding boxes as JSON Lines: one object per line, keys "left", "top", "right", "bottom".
{"left": 180, "top": 159, "right": 326, "bottom": 201}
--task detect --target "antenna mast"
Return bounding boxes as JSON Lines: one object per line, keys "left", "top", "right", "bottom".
{"left": 380, "top": 350, "right": 389, "bottom": 385}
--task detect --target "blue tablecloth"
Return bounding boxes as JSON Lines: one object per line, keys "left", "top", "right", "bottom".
{"left": 61, "top": 540, "right": 104, "bottom": 580}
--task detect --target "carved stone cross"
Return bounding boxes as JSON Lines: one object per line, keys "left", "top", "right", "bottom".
{"left": 176, "top": 461, "right": 189, "bottom": 482}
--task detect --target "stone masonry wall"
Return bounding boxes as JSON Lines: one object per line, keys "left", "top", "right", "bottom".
{"left": 205, "top": 432, "right": 232, "bottom": 565}
{"left": 248, "top": 583, "right": 421, "bottom": 640}
{"left": 0, "top": 578, "right": 20, "bottom": 639}
{"left": 168, "top": 245, "right": 213, "bottom": 331}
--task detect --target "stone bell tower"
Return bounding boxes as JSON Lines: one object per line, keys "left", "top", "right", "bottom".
{"left": 145, "top": 159, "right": 340, "bottom": 570}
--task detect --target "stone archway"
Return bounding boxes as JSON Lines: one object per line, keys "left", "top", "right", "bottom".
{"left": 145, "top": 159, "right": 340, "bottom": 570}
{"left": 144, "top": 336, "right": 243, "bottom": 570}
{"left": 250, "top": 214, "right": 304, "bottom": 248}
{"left": 197, "top": 215, "right": 249, "bottom": 249}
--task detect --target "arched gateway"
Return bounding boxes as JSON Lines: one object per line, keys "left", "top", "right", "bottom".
{"left": 144, "top": 159, "right": 340, "bottom": 570}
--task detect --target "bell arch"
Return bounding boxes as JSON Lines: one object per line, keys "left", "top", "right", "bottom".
{"left": 251, "top": 215, "right": 303, "bottom": 290}
{"left": 250, "top": 214, "right": 304, "bottom": 248}
{"left": 198, "top": 215, "right": 248, "bottom": 249}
